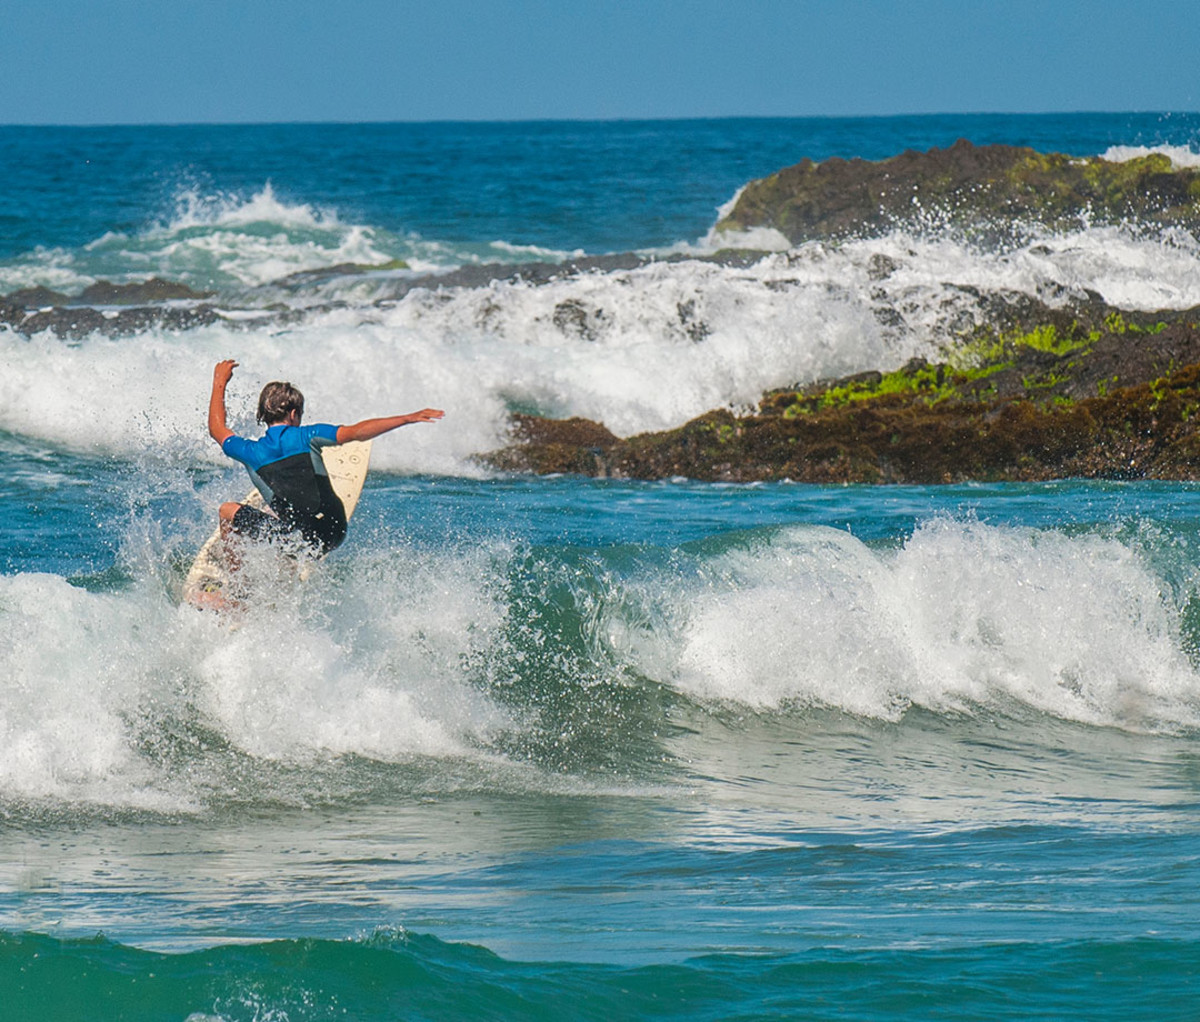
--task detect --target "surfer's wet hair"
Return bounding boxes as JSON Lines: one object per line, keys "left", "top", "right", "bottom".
{"left": 257, "top": 381, "right": 305, "bottom": 425}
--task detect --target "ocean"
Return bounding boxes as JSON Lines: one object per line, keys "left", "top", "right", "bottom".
{"left": 3, "top": 114, "right": 1200, "bottom": 1020}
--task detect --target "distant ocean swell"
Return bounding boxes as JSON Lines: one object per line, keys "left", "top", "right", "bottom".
{"left": 0, "top": 182, "right": 588, "bottom": 298}
{"left": 8, "top": 162, "right": 1200, "bottom": 300}
{"left": 3, "top": 929, "right": 1198, "bottom": 1022}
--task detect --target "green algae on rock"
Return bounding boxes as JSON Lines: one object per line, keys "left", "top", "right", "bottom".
{"left": 484, "top": 307, "right": 1200, "bottom": 485}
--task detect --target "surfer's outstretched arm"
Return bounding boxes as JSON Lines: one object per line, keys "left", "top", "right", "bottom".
{"left": 336, "top": 408, "right": 444, "bottom": 444}
{"left": 208, "top": 359, "right": 238, "bottom": 446}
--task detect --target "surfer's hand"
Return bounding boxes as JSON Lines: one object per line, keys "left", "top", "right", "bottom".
{"left": 410, "top": 408, "right": 444, "bottom": 423}
{"left": 213, "top": 360, "right": 238, "bottom": 387}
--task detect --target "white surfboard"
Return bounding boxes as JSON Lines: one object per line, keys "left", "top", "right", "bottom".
{"left": 182, "top": 440, "right": 372, "bottom": 610}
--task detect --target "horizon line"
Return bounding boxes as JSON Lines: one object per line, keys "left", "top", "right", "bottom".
{"left": 0, "top": 110, "right": 1195, "bottom": 130}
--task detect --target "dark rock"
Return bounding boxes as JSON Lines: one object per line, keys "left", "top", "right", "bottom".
{"left": 20, "top": 306, "right": 109, "bottom": 338}
{"left": 867, "top": 254, "right": 899, "bottom": 281}
{"left": 4, "top": 286, "right": 71, "bottom": 308}
{"left": 77, "top": 278, "right": 213, "bottom": 304}
{"left": 270, "top": 260, "right": 411, "bottom": 290}
{"left": 509, "top": 414, "right": 619, "bottom": 448}
{"left": 368, "top": 253, "right": 656, "bottom": 302}
{"left": 0, "top": 300, "right": 25, "bottom": 329}
{"left": 15, "top": 303, "right": 222, "bottom": 339}
{"left": 707, "top": 249, "right": 777, "bottom": 268}
{"left": 365, "top": 250, "right": 776, "bottom": 305}
{"left": 840, "top": 370, "right": 884, "bottom": 388}
{"left": 489, "top": 414, "right": 619, "bottom": 476}
{"left": 676, "top": 299, "right": 708, "bottom": 342}
{"left": 112, "top": 304, "right": 223, "bottom": 334}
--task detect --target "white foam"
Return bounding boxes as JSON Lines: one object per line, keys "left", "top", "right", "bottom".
{"left": 0, "top": 184, "right": 396, "bottom": 295}
{"left": 714, "top": 185, "right": 746, "bottom": 225}
{"left": 702, "top": 224, "right": 793, "bottom": 252}
{"left": 0, "top": 540, "right": 512, "bottom": 807}
{"left": 629, "top": 520, "right": 1200, "bottom": 729}
{"left": 0, "top": 573, "right": 181, "bottom": 807}
{"left": 1102, "top": 144, "right": 1200, "bottom": 169}
{"left": 0, "top": 246, "right": 95, "bottom": 296}
{"left": 193, "top": 541, "right": 510, "bottom": 763}
{"left": 490, "top": 239, "right": 586, "bottom": 261}
{"left": 6, "top": 220, "right": 1200, "bottom": 474}
{"left": 0, "top": 257, "right": 903, "bottom": 472}
{"left": 90, "top": 184, "right": 394, "bottom": 290}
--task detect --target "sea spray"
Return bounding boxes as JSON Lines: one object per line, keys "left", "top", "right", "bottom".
{"left": 0, "top": 536, "right": 513, "bottom": 808}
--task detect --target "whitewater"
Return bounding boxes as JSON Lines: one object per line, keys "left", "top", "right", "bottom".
{"left": 4, "top": 115, "right": 1200, "bottom": 1021}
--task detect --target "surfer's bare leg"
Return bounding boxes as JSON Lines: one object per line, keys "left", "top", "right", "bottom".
{"left": 218, "top": 502, "right": 246, "bottom": 573}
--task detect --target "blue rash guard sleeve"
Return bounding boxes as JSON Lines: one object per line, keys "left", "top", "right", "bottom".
{"left": 221, "top": 433, "right": 254, "bottom": 465}
{"left": 306, "top": 422, "right": 340, "bottom": 448}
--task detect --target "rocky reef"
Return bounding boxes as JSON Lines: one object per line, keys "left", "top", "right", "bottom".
{"left": 485, "top": 142, "right": 1200, "bottom": 484}
{"left": 0, "top": 278, "right": 222, "bottom": 339}
{"left": 486, "top": 297, "right": 1200, "bottom": 484}
{"left": 8, "top": 140, "right": 1200, "bottom": 486}
{"left": 715, "top": 139, "right": 1200, "bottom": 244}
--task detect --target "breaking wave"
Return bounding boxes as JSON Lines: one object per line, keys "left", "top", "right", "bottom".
{"left": 3, "top": 495, "right": 1199, "bottom": 815}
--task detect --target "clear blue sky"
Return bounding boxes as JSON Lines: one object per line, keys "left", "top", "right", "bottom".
{"left": 3, "top": 0, "right": 1197, "bottom": 124}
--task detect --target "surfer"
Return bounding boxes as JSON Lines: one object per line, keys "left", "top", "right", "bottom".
{"left": 207, "top": 358, "right": 443, "bottom": 556}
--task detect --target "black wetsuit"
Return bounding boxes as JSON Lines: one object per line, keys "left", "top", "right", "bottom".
{"left": 221, "top": 422, "right": 347, "bottom": 553}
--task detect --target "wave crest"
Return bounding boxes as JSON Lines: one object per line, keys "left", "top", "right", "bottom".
{"left": 631, "top": 519, "right": 1200, "bottom": 728}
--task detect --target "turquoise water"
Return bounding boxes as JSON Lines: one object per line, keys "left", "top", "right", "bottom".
{"left": 4, "top": 116, "right": 1200, "bottom": 1019}
{"left": 6, "top": 476, "right": 1200, "bottom": 1019}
